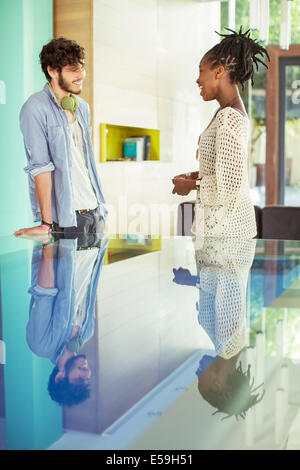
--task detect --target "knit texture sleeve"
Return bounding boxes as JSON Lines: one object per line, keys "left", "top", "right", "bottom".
{"left": 199, "top": 108, "right": 248, "bottom": 207}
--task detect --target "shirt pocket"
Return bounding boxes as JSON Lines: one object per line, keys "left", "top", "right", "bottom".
{"left": 48, "top": 125, "right": 68, "bottom": 162}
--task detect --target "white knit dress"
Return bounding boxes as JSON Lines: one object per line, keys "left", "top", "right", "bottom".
{"left": 192, "top": 106, "right": 257, "bottom": 238}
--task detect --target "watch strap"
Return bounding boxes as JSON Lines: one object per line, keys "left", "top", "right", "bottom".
{"left": 41, "top": 220, "right": 53, "bottom": 230}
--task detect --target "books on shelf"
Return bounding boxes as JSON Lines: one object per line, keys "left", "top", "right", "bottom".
{"left": 137, "top": 135, "right": 151, "bottom": 160}
{"left": 123, "top": 136, "right": 151, "bottom": 161}
{"left": 123, "top": 138, "right": 143, "bottom": 161}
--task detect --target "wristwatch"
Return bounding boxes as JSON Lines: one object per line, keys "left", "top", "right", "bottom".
{"left": 41, "top": 220, "right": 53, "bottom": 230}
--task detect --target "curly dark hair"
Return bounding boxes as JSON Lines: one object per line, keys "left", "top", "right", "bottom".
{"left": 39, "top": 37, "right": 85, "bottom": 81}
{"left": 202, "top": 362, "right": 265, "bottom": 421}
{"left": 204, "top": 26, "right": 270, "bottom": 89}
{"left": 48, "top": 363, "right": 91, "bottom": 407}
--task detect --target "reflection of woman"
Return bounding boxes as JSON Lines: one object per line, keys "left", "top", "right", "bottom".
{"left": 195, "top": 239, "right": 264, "bottom": 420}
{"left": 27, "top": 236, "right": 108, "bottom": 407}
{"left": 174, "top": 238, "right": 264, "bottom": 420}
{"left": 172, "top": 27, "right": 269, "bottom": 238}
{"left": 196, "top": 251, "right": 250, "bottom": 359}
{"left": 196, "top": 355, "right": 264, "bottom": 421}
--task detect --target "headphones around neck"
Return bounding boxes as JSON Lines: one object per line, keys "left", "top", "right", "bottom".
{"left": 60, "top": 94, "right": 79, "bottom": 112}
{"left": 48, "top": 82, "right": 79, "bottom": 112}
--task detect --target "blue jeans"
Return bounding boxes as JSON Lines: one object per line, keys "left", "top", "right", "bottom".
{"left": 53, "top": 206, "right": 105, "bottom": 248}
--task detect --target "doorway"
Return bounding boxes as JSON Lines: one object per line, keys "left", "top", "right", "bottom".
{"left": 266, "top": 45, "right": 300, "bottom": 205}
{"left": 278, "top": 57, "right": 300, "bottom": 205}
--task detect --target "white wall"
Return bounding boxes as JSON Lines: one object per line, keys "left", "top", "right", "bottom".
{"left": 93, "top": 0, "right": 220, "bottom": 235}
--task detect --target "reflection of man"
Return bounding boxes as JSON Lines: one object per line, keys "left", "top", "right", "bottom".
{"left": 173, "top": 237, "right": 264, "bottom": 420}
{"left": 27, "top": 236, "right": 108, "bottom": 406}
{"left": 14, "top": 37, "right": 107, "bottom": 239}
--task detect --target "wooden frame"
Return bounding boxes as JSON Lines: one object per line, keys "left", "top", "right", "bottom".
{"left": 266, "top": 45, "right": 300, "bottom": 205}
{"left": 53, "top": 0, "right": 94, "bottom": 125}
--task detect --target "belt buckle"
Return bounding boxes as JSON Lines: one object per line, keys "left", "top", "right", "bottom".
{"left": 78, "top": 209, "right": 89, "bottom": 215}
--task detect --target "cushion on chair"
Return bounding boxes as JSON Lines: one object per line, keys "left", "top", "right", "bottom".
{"left": 262, "top": 206, "right": 300, "bottom": 240}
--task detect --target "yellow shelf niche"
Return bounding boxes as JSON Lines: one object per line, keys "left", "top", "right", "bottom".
{"left": 100, "top": 123, "right": 160, "bottom": 163}
{"left": 103, "top": 235, "right": 161, "bottom": 265}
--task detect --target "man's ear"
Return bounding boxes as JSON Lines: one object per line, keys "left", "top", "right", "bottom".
{"left": 47, "top": 65, "right": 58, "bottom": 80}
{"left": 55, "top": 370, "right": 65, "bottom": 384}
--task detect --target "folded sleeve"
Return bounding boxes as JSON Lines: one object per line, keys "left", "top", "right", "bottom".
{"left": 29, "top": 285, "right": 58, "bottom": 297}
{"left": 20, "top": 101, "right": 55, "bottom": 177}
{"left": 199, "top": 110, "right": 247, "bottom": 207}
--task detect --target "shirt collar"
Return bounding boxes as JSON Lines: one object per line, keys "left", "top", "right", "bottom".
{"left": 43, "top": 82, "right": 81, "bottom": 118}
{"left": 43, "top": 82, "right": 60, "bottom": 107}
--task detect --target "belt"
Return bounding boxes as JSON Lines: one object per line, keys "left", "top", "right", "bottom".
{"left": 77, "top": 209, "right": 92, "bottom": 215}
{"left": 77, "top": 245, "right": 98, "bottom": 251}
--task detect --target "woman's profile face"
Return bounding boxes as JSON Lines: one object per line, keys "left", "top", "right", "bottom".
{"left": 196, "top": 56, "right": 222, "bottom": 101}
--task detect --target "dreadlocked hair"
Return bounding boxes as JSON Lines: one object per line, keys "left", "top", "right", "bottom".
{"left": 205, "top": 26, "right": 270, "bottom": 89}
{"left": 204, "top": 362, "right": 265, "bottom": 421}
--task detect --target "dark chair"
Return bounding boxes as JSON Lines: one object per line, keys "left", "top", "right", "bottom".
{"left": 177, "top": 201, "right": 262, "bottom": 238}
{"left": 177, "top": 201, "right": 195, "bottom": 236}
{"left": 261, "top": 205, "right": 300, "bottom": 240}
{"left": 254, "top": 205, "right": 262, "bottom": 239}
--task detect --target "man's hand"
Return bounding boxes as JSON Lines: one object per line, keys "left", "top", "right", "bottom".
{"left": 14, "top": 171, "right": 53, "bottom": 242}
{"left": 14, "top": 225, "right": 51, "bottom": 243}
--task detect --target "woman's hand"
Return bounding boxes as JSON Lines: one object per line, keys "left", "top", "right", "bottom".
{"left": 172, "top": 174, "right": 197, "bottom": 195}
{"left": 173, "top": 171, "right": 199, "bottom": 180}
{"left": 173, "top": 267, "right": 197, "bottom": 286}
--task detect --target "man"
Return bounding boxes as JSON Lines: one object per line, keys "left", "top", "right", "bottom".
{"left": 14, "top": 37, "right": 107, "bottom": 239}
{"left": 27, "top": 235, "right": 108, "bottom": 406}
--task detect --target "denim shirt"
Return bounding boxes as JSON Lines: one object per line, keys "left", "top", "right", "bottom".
{"left": 26, "top": 236, "right": 108, "bottom": 364}
{"left": 20, "top": 84, "right": 108, "bottom": 227}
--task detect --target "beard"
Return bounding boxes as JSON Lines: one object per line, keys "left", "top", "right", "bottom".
{"left": 64, "top": 354, "right": 87, "bottom": 375}
{"left": 58, "top": 71, "right": 82, "bottom": 95}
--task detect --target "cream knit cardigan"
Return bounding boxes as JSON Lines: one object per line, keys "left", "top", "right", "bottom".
{"left": 192, "top": 106, "right": 257, "bottom": 238}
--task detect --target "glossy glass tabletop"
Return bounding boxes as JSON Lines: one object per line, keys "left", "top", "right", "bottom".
{"left": 1, "top": 235, "right": 300, "bottom": 450}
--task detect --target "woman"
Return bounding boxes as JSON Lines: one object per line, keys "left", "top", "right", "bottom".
{"left": 172, "top": 27, "right": 270, "bottom": 238}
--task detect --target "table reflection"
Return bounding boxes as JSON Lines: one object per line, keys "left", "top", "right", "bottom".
{"left": 2, "top": 236, "right": 300, "bottom": 450}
